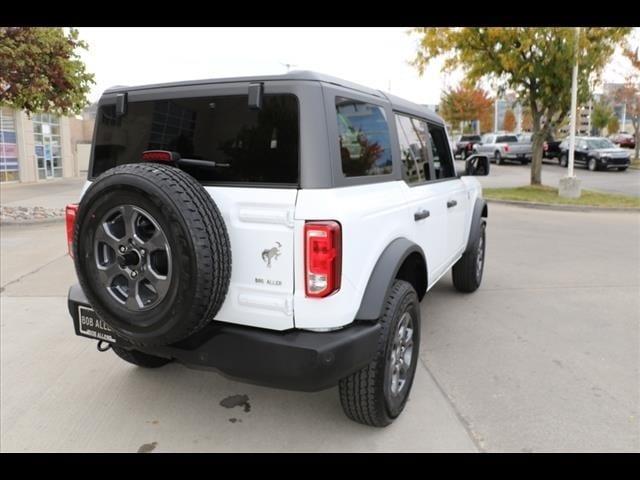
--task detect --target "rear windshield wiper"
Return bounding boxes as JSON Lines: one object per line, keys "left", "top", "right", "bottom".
{"left": 178, "top": 158, "right": 231, "bottom": 169}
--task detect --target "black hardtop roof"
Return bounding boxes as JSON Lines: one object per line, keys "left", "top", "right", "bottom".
{"left": 103, "top": 70, "right": 443, "bottom": 124}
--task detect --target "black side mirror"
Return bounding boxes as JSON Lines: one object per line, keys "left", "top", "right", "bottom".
{"left": 464, "top": 154, "right": 490, "bottom": 176}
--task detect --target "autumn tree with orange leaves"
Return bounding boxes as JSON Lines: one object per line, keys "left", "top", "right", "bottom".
{"left": 439, "top": 84, "right": 493, "bottom": 134}
{"left": 503, "top": 109, "right": 516, "bottom": 132}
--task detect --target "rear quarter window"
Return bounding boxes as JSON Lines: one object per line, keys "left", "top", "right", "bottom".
{"left": 335, "top": 97, "right": 393, "bottom": 177}
{"left": 91, "top": 94, "right": 300, "bottom": 185}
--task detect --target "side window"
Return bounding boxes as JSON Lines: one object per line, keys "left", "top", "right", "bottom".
{"left": 428, "top": 123, "right": 456, "bottom": 180}
{"left": 335, "top": 97, "right": 393, "bottom": 177}
{"left": 395, "top": 114, "right": 431, "bottom": 184}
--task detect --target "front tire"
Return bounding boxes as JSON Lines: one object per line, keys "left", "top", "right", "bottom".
{"left": 560, "top": 154, "right": 568, "bottom": 167}
{"left": 452, "top": 222, "right": 486, "bottom": 293}
{"left": 588, "top": 158, "right": 598, "bottom": 171}
{"left": 339, "top": 280, "right": 421, "bottom": 427}
{"left": 618, "top": 167, "right": 628, "bottom": 172}
{"left": 111, "top": 345, "right": 172, "bottom": 368}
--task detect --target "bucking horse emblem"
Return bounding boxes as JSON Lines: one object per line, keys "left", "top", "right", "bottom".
{"left": 261, "top": 242, "right": 282, "bottom": 268}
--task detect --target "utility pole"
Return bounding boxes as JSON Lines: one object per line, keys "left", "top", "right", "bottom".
{"left": 559, "top": 27, "right": 582, "bottom": 198}
{"left": 494, "top": 97, "right": 499, "bottom": 132}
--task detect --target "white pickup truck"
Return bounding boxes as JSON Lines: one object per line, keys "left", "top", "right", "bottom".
{"left": 65, "top": 71, "right": 490, "bottom": 427}
{"left": 474, "top": 132, "right": 531, "bottom": 165}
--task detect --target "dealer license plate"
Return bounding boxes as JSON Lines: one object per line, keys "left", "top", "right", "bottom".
{"left": 77, "top": 305, "right": 117, "bottom": 343}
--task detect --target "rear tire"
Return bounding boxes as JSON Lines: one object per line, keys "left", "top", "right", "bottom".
{"left": 495, "top": 151, "right": 503, "bottom": 165}
{"left": 452, "top": 222, "right": 486, "bottom": 293}
{"left": 339, "top": 280, "right": 421, "bottom": 427}
{"left": 618, "top": 167, "right": 628, "bottom": 172}
{"left": 111, "top": 345, "right": 171, "bottom": 368}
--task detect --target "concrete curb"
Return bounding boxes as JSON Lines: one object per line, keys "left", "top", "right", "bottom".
{"left": 486, "top": 198, "right": 640, "bottom": 213}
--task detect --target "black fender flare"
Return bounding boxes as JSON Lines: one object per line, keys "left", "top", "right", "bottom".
{"left": 355, "top": 238, "right": 426, "bottom": 321}
{"left": 464, "top": 198, "right": 488, "bottom": 254}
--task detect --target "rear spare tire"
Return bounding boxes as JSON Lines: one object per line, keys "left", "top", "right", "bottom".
{"left": 73, "top": 163, "right": 231, "bottom": 347}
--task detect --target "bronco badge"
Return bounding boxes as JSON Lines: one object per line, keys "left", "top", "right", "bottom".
{"left": 261, "top": 242, "right": 281, "bottom": 268}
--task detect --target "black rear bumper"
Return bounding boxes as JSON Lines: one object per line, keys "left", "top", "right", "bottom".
{"left": 68, "top": 284, "right": 380, "bottom": 392}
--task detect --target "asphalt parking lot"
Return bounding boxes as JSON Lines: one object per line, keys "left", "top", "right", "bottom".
{"left": 458, "top": 152, "right": 640, "bottom": 197}
{"left": 1, "top": 201, "right": 638, "bottom": 452}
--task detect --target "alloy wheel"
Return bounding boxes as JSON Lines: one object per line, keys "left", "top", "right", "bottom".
{"left": 388, "top": 311, "right": 415, "bottom": 396}
{"left": 93, "top": 205, "right": 172, "bottom": 311}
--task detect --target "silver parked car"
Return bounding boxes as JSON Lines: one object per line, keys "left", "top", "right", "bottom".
{"left": 474, "top": 133, "right": 529, "bottom": 165}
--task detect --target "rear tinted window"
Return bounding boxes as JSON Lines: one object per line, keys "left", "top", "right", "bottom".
{"left": 460, "top": 135, "right": 481, "bottom": 141}
{"left": 91, "top": 94, "right": 299, "bottom": 185}
{"left": 336, "top": 97, "right": 393, "bottom": 177}
{"left": 497, "top": 135, "right": 518, "bottom": 143}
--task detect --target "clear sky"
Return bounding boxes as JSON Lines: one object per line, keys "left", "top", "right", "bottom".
{"left": 76, "top": 27, "right": 638, "bottom": 105}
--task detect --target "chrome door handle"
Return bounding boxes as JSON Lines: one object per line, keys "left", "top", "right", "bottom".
{"left": 414, "top": 210, "right": 430, "bottom": 221}
{"left": 447, "top": 200, "right": 457, "bottom": 208}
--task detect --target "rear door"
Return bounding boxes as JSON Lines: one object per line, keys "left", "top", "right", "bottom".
{"left": 427, "top": 122, "right": 470, "bottom": 263}
{"left": 90, "top": 82, "right": 301, "bottom": 330}
{"left": 395, "top": 113, "right": 450, "bottom": 282}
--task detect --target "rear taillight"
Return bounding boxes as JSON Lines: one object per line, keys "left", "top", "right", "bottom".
{"left": 304, "top": 221, "right": 341, "bottom": 298}
{"left": 543, "top": 142, "right": 548, "bottom": 151}
{"left": 504, "top": 145, "right": 510, "bottom": 152}
{"left": 141, "top": 150, "right": 179, "bottom": 163}
{"left": 65, "top": 204, "right": 79, "bottom": 258}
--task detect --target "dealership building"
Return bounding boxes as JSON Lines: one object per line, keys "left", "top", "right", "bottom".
{"left": 0, "top": 107, "right": 94, "bottom": 183}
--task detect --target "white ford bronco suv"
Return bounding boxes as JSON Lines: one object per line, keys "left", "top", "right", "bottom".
{"left": 66, "top": 71, "right": 490, "bottom": 427}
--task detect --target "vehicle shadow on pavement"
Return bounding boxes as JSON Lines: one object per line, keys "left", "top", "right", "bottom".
{"left": 81, "top": 338, "right": 476, "bottom": 452}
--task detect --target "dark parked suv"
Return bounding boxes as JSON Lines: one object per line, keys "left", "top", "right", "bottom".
{"left": 559, "top": 136, "right": 631, "bottom": 171}
{"left": 453, "top": 134, "right": 481, "bottom": 159}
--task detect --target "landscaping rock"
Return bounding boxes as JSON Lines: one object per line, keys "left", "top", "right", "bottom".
{"left": 0, "top": 205, "right": 65, "bottom": 224}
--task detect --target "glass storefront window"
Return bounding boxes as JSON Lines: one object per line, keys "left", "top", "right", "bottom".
{"left": 1, "top": 108, "right": 20, "bottom": 182}
{"left": 32, "top": 114, "right": 61, "bottom": 180}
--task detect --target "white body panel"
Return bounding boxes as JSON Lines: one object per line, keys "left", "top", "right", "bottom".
{"left": 293, "top": 181, "right": 410, "bottom": 330}
{"left": 204, "top": 186, "right": 298, "bottom": 331}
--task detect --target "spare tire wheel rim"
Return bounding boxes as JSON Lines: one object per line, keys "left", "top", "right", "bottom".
{"left": 93, "top": 204, "right": 172, "bottom": 311}
{"left": 389, "top": 311, "right": 414, "bottom": 396}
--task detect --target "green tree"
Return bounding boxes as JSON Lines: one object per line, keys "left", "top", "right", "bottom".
{"left": 607, "top": 115, "right": 620, "bottom": 135}
{"left": 591, "top": 101, "right": 613, "bottom": 135}
{"left": 0, "top": 27, "right": 94, "bottom": 115}
{"left": 410, "top": 27, "right": 630, "bottom": 185}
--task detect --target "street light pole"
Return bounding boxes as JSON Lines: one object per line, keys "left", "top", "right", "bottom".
{"left": 559, "top": 26, "right": 582, "bottom": 198}
{"left": 567, "top": 27, "right": 580, "bottom": 178}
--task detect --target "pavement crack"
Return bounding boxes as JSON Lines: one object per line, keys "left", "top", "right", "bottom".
{"left": 0, "top": 253, "right": 68, "bottom": 291}
{"left": 418, "top": 356, "right": 486, "bottom": 452}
